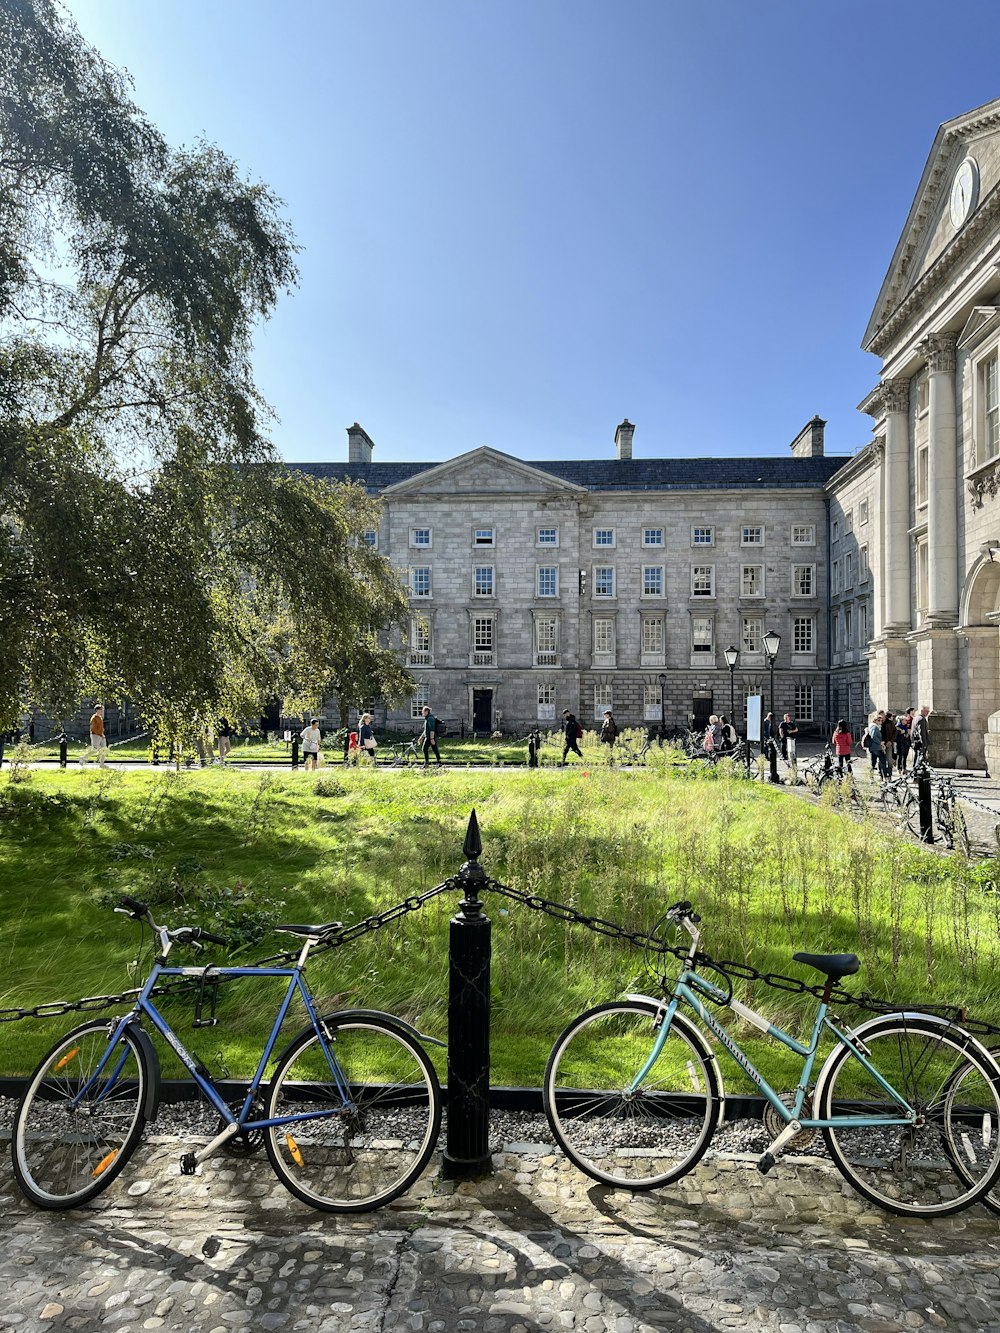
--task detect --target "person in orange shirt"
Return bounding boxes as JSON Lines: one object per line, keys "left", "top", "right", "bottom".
{"left": 79, "top": 704, "right": 108, "bottom": 767}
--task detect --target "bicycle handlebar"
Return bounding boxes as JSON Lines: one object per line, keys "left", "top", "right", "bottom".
{"left": 114, "top": 897, "right": 228, "bottom": 948}
{"left": 667, "top": 900, "right": 701, "bottom": 924}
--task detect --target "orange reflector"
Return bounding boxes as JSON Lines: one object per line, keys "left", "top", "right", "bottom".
{"left": 91, "top": 1150, "right": 118, "bottom": 1178}
{"left": 285, "top": 1133, "right": 304, "bottom": 1168}
{"left": 54, "top": 1048, "right": 80, "bottom": 1072}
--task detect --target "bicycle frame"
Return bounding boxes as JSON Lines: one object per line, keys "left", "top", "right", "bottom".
{"left": 632, "top": 966, "right": 919, "bottom": 1131}
{"left": 72, "top": 951, "right": 351, "bottom": 1157}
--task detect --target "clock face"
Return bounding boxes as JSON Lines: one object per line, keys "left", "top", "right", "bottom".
{"left": 950, "top": 156, "right": 980, "bottom": 229}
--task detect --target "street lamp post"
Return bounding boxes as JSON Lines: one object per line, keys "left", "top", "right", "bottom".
{"left": 723, "top": 645, "right": 738, "bottom": 752}
{"left": 657, "top": 672, "right": 667, "bottom": 746}
{"left": 762, "top": 629, "right": 781, "bottom": 783}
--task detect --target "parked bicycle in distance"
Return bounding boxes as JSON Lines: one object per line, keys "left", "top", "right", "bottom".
{"left": 543, "top": 900, "right": 1000, "bottom": 1218}
{"left": 12, "top": 898, "right": 443, "bottom": 1213}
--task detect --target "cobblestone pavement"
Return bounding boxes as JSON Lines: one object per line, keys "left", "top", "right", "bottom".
{"left": 2, "top": 1132, "right": 1000, "bottom": 1333}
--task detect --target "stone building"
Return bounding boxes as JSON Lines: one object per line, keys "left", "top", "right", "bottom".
{"left": 296, "top": 418, "right": 846, "bottom": 735}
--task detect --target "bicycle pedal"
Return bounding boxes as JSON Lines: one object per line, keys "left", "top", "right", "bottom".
{"left": 179, "top": 1152, "right": 198, "bottom": 1176}
{"left": 757, "top": 1152, "right": 776, "bottom": 1176}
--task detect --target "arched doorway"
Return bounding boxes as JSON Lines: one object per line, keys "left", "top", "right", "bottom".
{"left": 959, "top": 556, "right": 1000, "bottom": 771}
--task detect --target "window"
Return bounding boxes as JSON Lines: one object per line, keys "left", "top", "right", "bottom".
{"left": 474, "top": 527, "right": 495, "bottom": 546}
{"left": 537, "top": 526, "right": 559, "bottom": 546}
{"left": 642, "top": 565, "right": 664, "bottom": 597}
{"left": 845, "top": 604, "right": 853, "bottom": 649}
{"left": 537, "top": 683, "right": 557, "bottom": 721}
{"left": 536, "top": 566, "right": 558, "bottom": 598}
{"left": 692, "top": 526, "right": 714, "bottom": 546}
{"left": 792, "top": 564, "right": 815, "bottom": 597}
{"left": 642, "top": 527, "right": 664, "bottom": 547}
{"left": 791, "top": 524, "right": 815, "bottom": 546}
{"left": 793, "top": 616, "right": 814, "bottom": 654}
{"left": 982, "top": 354, "right": 1000, "bottom": 462}
{"left": 408, "top": 615, "right": 431, "bottom": 666}
{"left": 741, "top": 616, "right": 763, "bottom": 654}
{"left": 410, "top": 684, "right": 430, "bottom": 718}
{"left": 860, "top": 600, "right": 869, "bottom": 643}
{"left": 832, "top": 519, "right": 840, "bottom": 543}
{"left": 593, "top": 618, "right": 615, "bottom": 656}
{"left": 844, "top": 552, "right": 853, "bottom": 590}
{"left": 916, "top": 541, "right": 929, "bottom": 623}
{"left": 741, "top": 565, "right": 763, "bottom": 598}
{"left": 692, "top": 616, "right": 714, "bottom": 657}
{"left": 534, "top": 615, "right": 559, "bottom": 666}
{"left": 410, "top": 567, "right": 431, "bottom": 598}
{"left": 916, "top": 444, "right": 928, "bottom": 507}
{"left": 793, "top": 686, "right": 814, "bottom": 722}
{"left": 691, "top": 565, "right": 715, "bottom": 597}
{"left": 593, "top": 527, "right": 616, "bottom": 548}
{"left": 594, "top": 566, "right": 615, "bottom": 597}
{"left": 472, "top": 616, "right": 494, "bottom": 666}
{"left": 362, "top": 528, "right": 378, "bottom": 548}
{"left": 832, "top": 560, "right": 840, "bottom": 594}
{"left": 860, "top": 545, "right": 869, "bottom": 583}
{"left": 832, "top": 612, "right": 840, "bottom": 654}
{"left": 410, "top": 527, "right": 431, "bottom": 548}
{"left": 741, "top": 525, "right": 764, "bottom": 546}
{"left": 641, "top": 615, "right": 664, "bottom": 656}
{"left": 594, "top": 684, "right": 612, "bottom": 718}
{"left": 644, "top": 683, "right": 662, "bottom": 722}
{"left": 474, "top": 566, "right": 494, "bottom": 597}
{"left": 859, "top": 499, "right": 869, "bottom": 526}
{"left": 845, "top": 510, "right": 854, "bottom": 534}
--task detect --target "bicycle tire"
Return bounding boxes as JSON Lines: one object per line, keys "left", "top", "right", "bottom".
{"left": 12, "top": 1020, "right": 150, "bottom": 1209}
{"left": 263, "top": 1013, "right": 441, "bottom": 1212}
{"left": 543, "top": 1000, "right": 721, "bottom": 1190}
{"left": 815, "top": 1015, "right": 1000, "bottom": 1218}
{"left": 952, "top": 804, "right": 970, "bottom": 857}
{"left": 953, "top": 1045, "right": 1000, "bottom": 1217}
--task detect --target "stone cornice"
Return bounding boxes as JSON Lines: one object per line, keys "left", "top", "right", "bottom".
{"left": 824, "top": 439, "right": 880, "bottom": 493}
{"left": 967, "top": 458, "right": 1000, "bottom": 508}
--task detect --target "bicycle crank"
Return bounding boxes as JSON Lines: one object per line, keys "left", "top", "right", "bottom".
{"left": 761, "top": 1093, "right": 816, "bottom": 1151}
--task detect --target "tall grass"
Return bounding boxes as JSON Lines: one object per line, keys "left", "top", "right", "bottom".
{"left": 0, "top": 762, "right": 997, "bottom": 1084}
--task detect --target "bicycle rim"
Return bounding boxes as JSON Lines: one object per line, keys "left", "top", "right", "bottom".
{"left": 818, "top": 1018, "right": 1000, "bottom": 1217}
{"left": 264, "top": 1016, "right": 441, "bottom": 1212}
{"left": 543, "top": 1001, "right": 720, "bottom": 1190}
{"left": 12, "top": 1022, "right": 148, "bottom": 1209}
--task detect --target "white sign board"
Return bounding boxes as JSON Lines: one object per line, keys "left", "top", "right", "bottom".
{"left": 746, "top": 694, "right": 762, "bottom": 744}
{"left": 283, "top": 730, "right": 292, "bottom": 743}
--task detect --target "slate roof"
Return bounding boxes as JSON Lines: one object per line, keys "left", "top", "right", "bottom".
{"left": 288, "top": 455, "right": 850, "bottom": 493}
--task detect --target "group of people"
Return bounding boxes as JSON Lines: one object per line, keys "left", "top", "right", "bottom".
{"left": 304, "top": 705, "right": 443, "bottom": 770}
{"left": 860, "top": 705, "right": 930, "bottom": 779}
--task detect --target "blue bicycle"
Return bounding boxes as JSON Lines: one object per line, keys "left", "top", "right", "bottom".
{"left": 543, "top": 900, "right": 1000, "bottom": 1218}
{"left": 12, "top": 897, "right": 442, "bottom": 1212}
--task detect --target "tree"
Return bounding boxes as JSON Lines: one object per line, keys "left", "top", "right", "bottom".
{"left": 0, "top": 0, "right": 411, "bottom": 739}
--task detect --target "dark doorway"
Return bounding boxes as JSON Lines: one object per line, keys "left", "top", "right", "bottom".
{"left": 692, "top": 696, "right": 713, "bottom": 730}
{"left": 473, "top": 689, "right": 493, "bottom": 733}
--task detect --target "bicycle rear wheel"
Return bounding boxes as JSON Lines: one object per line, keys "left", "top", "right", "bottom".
{"left": 12, "top": 1020, "right": 150, "bottom": 1208}
{"left": 816, "top": 1016, "right": 1000, "bottom": 1218}
{"left": 543, "top": 1000, "right": 720, "bottom": 1190}
{"left": 264, "top": 1013, "right": 441, "bottom": 1212}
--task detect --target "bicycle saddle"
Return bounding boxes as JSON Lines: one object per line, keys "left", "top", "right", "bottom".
{"left": 792, "top": 951, "right": 860, "bottom": 980}
{"left": 274, "top": 922, "right": 344, "bottom": 938}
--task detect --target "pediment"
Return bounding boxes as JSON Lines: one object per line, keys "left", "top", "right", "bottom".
{"left": 864, "top": 98, "right": 1000, "bottom": 352}
{"left": 958, "top": 304, "right": 1000, "bottom": 350}
{"left": 381, "top": 446, "right": 586, "bottom": 498}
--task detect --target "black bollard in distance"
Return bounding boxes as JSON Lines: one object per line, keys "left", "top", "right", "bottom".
{"left": 442, "top": 809, "right": 493, "bottom": 1179}
{"left": 917, "top": 765, "right": 934, "bottom": 842}
{"left": 291, "top": 736, "right": 299, "bottom": 769}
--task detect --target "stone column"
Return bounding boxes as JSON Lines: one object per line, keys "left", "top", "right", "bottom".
{"left": 880, "top": 379, "right": 911, "bottom": 633}
{"left": 924, "top": 333, "right": 959, "bottom": 626}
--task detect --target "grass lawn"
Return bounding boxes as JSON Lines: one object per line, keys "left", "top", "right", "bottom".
{"left": 1, "top": 757, "right": 998, "bottom": 1091}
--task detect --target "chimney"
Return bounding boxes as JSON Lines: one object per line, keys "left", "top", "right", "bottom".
{"left": 614, "top": 419, "right": 635, "bottom": 461}
{"left": 347, "top": 422, "right": 375, "bottom": 464}
{"left": 790, "top": 415, "right": 826, "bottom": 458}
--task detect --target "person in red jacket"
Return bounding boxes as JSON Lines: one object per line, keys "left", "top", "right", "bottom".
{"left": 831, "top": 718, "right": 853, "bottom": 775}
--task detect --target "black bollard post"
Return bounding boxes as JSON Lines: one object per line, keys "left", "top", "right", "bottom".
{"left": 527, "top": 729, "right": 538, "bottom": 768}
{"left": 0, "top": 733, "right": 5, "bottom": 769}
{"left": 442, "top": 809, "right": 493, "bottom": 1179}
{"left": 768, "top": 737, "right": 781, "bottom": 784}
{"left": 917, "top": 764, "right": 934, "bottom": 842}
{"left": 291, "top": 736, "right": 300, "bottom": 769}
{"left": 59, "top": 732, "right": 68, "bottom": 769}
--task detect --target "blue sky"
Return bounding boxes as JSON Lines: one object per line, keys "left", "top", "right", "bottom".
{"left": 65, "top": 0, "right": 1000, "bottom": 465}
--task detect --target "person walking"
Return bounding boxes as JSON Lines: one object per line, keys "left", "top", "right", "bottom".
{"left": 912, "top": 705, "right": 930, "bottom": 766}
{"left": 895, "top": 708, "right": 912, "bottom": 773}
{"left": 217, "top": 717, "right": 234, "bottom": 764}
{"left": 866, "top": 711, "right": 889, "bottom": 780}
{"left": 420, "top": 705, "right": 443, "bottom": 767}
{"left": 79, "top": 704, "right": 108, "bottom": 767}
{"left": 561, "top": 709, "right": 583, "bottom": 765}
{"left": 300, "top": 717, "right": 322, "bottom": 771}
{"left": 358, "top": 712, "right": 377, "bottom": 762}
{"left": 599, "top": 709, "right": 617, "bottom": 761}
{"left": 779, "top": 713, "right": 798, "bottom": 765}
{"left": 831, "top": 718, "right": 853, "bottom": 775}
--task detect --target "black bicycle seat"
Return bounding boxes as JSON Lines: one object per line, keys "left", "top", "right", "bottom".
{"left": 274, "top": 922, "right": 344, "bottom": 939}
{"left": 792, "top": 951, "right": 860, "bottom": 980}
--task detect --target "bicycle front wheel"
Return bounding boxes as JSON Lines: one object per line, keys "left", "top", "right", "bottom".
{"left": 12, "top": 1020, "right": 150, "bottom": 1209}
{"left": 264, "top": 1014, "right": 441, "bottom": 1212}
{"left": 543, "top": 1001, "right": 720, "bottom": 1190}
{"left": 816, "top": 1016, "right": 1000, "bottom": 1218}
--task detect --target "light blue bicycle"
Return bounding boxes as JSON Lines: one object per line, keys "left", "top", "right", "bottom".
{"left": 543, "top": 900, "right": 1000, "bottom": 1217}
{"left": 12, "top": 896, "right": 442, "bottom": 1212}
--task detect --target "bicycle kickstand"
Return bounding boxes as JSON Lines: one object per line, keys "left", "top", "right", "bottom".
{"left": 757, "top": 1117, "right": 805, "bottom": 1175}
